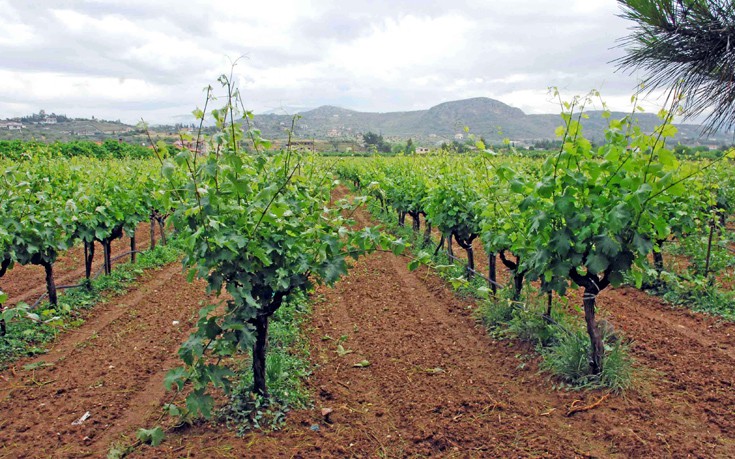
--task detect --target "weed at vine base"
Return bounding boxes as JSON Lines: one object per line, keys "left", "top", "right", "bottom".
{"left": 222, "top": 290, "right": 313, "bottom": 435}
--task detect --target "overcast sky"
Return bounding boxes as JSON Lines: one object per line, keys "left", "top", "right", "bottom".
{"left": 0, "top": 0, "right": 666, "bottom": 124}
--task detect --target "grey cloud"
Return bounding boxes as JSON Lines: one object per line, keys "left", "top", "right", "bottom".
{"left": 0, "top": 0, "right": 655, "bottom": 124}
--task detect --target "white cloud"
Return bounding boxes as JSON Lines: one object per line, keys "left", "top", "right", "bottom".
{"left": 0, "top": 0, "right": 676, "bottom": 124}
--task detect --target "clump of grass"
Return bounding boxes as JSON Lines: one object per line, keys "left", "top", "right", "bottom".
{"left": 222, "top": 290, "right": 313, "bottom": 434}
{"left": 477, "top": 296, "right": 515, "bottom": 332}
{"left": 540, "top": 328, "right": 633, "bottom": 393}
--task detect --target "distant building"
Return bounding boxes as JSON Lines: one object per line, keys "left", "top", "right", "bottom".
{"left": 454, "top": 133, "right": 464, "bottom": 140}
{"left": 4, "top": 121, "right": 23, "bottom": 130}
{"left": 415, "top": 147, "right": 430, "bottom": 155}
{"left": 40, "top": 116, "right": 57, "bottom": 125}
{"left": 173, "top": 138, "right": 209, "bottom": 155}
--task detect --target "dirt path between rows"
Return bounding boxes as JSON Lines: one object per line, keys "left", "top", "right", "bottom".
{"left": 0, "top": 190, "right": 733, "bottom": 457}
{"left": 0, "top": 262, "right": 209, "bottom": 458}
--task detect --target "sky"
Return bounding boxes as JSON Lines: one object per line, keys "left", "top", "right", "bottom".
{"left": 0, "top": 0, "right": 668, "bottom": 124}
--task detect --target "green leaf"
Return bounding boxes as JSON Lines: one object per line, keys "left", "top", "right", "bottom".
{"left": 632, "top": 233, "right": 653, "bottom": 255}
{"left": 136, "top": 426, "right": 165, "bottom": 446}
{"left": 586, "top": 253, "right": 609, "bottom": 274}
{"left": 178, "top": 336, "right": 204, "bottom": 366}
{"left": 164, "top": 367, "right": 188, "bottom": 391}
{"left": 407, "top": 258, "right": 421, "bottom": 271}
{"left": 163, "top": 403, "right": 181, "bottom": 417}
{"left": 320, "top": 257, "right": 347, "bottom": 284}
{"left": 186, "top": 388, "right": 215, "bottom": 419}
{"left": 205, "top": 364, "right": 234, "bottom": 392}
{"left": 161, "top": 161, "right": 175, "bottom": 179}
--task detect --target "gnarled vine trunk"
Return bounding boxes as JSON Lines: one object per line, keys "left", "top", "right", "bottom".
{"left": 455, "top": 233, "right": 477, "bottom": 280}
{"left": 150, "top": 215, "right": 157, "bottom": 249}
{"left": 397, "top": 210, "right": 406, "bottom": 227}
{"left": 569, "top": 270, "right": 611, "bottom": 374}
{"left": 652, "top": 239, "right": 665, "bottom": 274}
{"left": 249, "top": 287, "right": 295, "bottom": 397}
{"left": 422, "top": 213, "right": 432, "bottom": 247}
{"left": 43, "top": 262, "right": 58, "bottom": 307}
{"left": 0, "top": 257, "right": 11, "bottom": 336}
{"left": 130, "top": 235, "right": 136, "bottom": 263}
{"left": 488, "top": 252, "right": 497, "bottom": 296}
{"left": 252, "top": 315, "right": 269, "bottom": 397}
{"left": 84, "top": 240, "right": 95, "bottom": 280}
{"left": 499, "top": 250, "right": 525, "bottom": 300}
{"left": 409, "top": 211, "right": 420, "bottom": 232}
{"left": 157, "top": 217, "right": 167, "bottom": 246}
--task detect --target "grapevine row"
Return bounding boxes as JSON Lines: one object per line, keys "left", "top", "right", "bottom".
{"left": 337, "top": 98, "right": 735, "bottom": 375}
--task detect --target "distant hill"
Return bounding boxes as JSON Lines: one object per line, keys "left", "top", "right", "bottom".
{"left": 2, "top": 98, "right": 728, "bottom": 146}
{"left": 251, "top": 97, "right": 729, "bottom": 146}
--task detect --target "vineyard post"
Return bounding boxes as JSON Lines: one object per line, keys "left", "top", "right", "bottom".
{"left": 704, "top": 214, "right": 716, "bottom": 278}
{"left": 130, "top": 235, "right": 136, "bottom": 264}
{"left": 149, "top": 215, "right": 156, "bottom": 249}
{"left": 488, "top": 252, "right": 497, "bottom": 296}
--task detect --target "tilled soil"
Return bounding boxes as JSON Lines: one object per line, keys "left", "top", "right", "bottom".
{"left": 0, "top": 197, "right": 734, "bottom": 458}
{"left": 0, "top": 262, "right": 207, "bottom": 458}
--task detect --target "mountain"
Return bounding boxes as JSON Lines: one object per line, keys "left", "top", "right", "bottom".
{"left": 251, "top": 97, "right": 728, "bottom": 145}
{"left": 2, "top": 98, "right": 726, "bottom": 146}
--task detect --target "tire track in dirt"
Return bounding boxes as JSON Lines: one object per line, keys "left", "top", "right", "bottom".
{"left": 0, "top": 262, "right": 209, "bottom": 459}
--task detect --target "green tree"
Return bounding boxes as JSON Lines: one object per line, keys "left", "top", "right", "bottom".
{"left": 362, "top": 131, "right": 391, "bottom": 153}
{"left": 405, "top": 138, "right": 415, "bottom": 154}
{"left": 617, "top": 0, "right": 735, "bottom": 133}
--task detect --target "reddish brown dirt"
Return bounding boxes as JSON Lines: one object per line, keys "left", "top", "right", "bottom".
{"left": 0, "top": 262, "right": 209, "bottom": 458}
{"left": 0, "top": 193, "right": 734, "bottom": 458}
{"left": 1, "top": 221, "right": 164, "bottom": 307}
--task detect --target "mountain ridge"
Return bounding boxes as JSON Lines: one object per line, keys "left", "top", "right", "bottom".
{"left": 253, "top": 96, "right": 726, "bottom": 144}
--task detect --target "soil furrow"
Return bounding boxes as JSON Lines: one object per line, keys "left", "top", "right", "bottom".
{"left": 0, "top": 262, "right": 207, "bottom": 458}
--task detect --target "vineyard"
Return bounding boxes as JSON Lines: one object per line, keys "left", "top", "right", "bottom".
{"left": 0, "top": 85, "right": 735, "bottom": 457}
